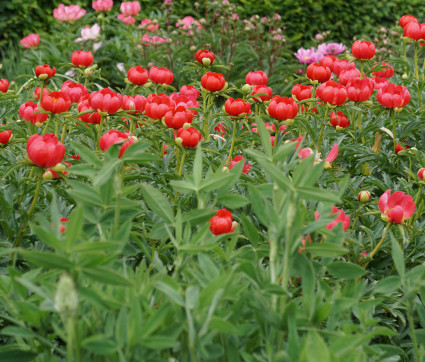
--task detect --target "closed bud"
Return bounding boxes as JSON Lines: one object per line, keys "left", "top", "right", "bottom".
{"left": 222, "top": 166, "right": 229, "bottom": 173}
{"left": 358, "top": 190, "right": 371, "bottom": 203}
{"left": 241, "top": 84, "right": 252, "bottom": 94}
{"left": 43, "top": 170, "right": 54, "bottom": 180}
{"left": 381, "top": 213, "right": 389, "bottom": 222}
{"left": 54, "top": 273, "right": 78, "bottom": 317}
{"left": 183, "top": 122, "right": 191, "bottom": 129}
{"left": 38, "top": 74, "right": 48, "bottom": 80}
{"left": 417, "top": 167, "right": 425, "bottom": 180}
{"left": 84, "top": 68, "right": 92, "bottom": 78}
{"left": 402, "top": 73, "right": 408, "bottom": 79}
{"left": 175, "top": 137, "right": 183, "bottom": 147}
{"left": 202, "top": 58, "right": 211, "bottom": 66}
{"left": 124, "top": 77, "right": 133, "bottom": 85}
{"left": 51, "top": 163, "right": 66, "bottom": 172}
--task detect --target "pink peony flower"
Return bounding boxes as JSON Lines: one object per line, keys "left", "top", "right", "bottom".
{"left": 378, "top": 189, "right": 415, "bottom": 223}
{"left": 140, "top": 19, "right": 159, "bottom": 32}
{"left": 53, "top": 4, "right": 86, "bottom": 22}
{"left": 294, "top": 47, "right": 324, "bottom": 64}
{"left": 118, "top": 14, "right": 136, "bottom": 25}
{"left": 20, "top": 33, "right": 40, "bottom": 49}
{"left": 318, "top": 42, "right": 346, "bottom": 55}
{"left": 176, "top": 16, "right": 202, "bottom": 30}
{"left": 92, "top": 0, "right": 113, "bottom": 11}
{"left": 120, "top": 1, "right": 140, "bottom": 15}
{"left": 75, "top": 24, "right": 101, "bottom": 42}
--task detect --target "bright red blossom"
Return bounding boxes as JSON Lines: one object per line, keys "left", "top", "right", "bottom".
{"left": 417, "top": 168, "right": 425, "bottom": 180}
{"left": 372, "top": 62, "right": 394, "bottom": 78}
{"left": 78, "top": 94, "right": 101, "bottom": 124}
{"left": 164, "top": 106, "right": 193, "bottom": 129}
{"left": 377, "top": 84, "right": 410, "bottom": 108}
{"left": 0, "top": 79, "right": 9, "bottom": 93}
{"left": 127, "top": 66, "right": 149, "bottom": 85}
{"left": 245, "top": 70, "right": 268, "bottom": 86}
{"left": 329, "top": 111, "right": 350, "bottom": 129}
{"left": 19, "top": 101, "right": 49, "bottom": 125}
{"left": 291, "top": 84, "right": 312, "bottom": 101}
{"left": 228, "top": 155, "right": 251, "bottom": 174}
{"left": 400, "top": 14, "right": 418, "bottom": 28}
{"left": 195, "top": 49, "right": 215, "bottom": 66}
{"left": 145, "top": 93, "right": 175, "bottom": 119}
{"left": 176, "top": 127, "right": 202, "bottom": 148}
{"left": 352, "top": 40, "right": 375, "bottom": 60}
{"left": 268, "top": 96, "right": 298, "bottom": 120}
{"left": 403, "top": 22, "right": 425, "bottom": 41}
{"left": 306, "top": 62, "right": 331, "bottom": 83}
{"left": 71, "top": 50, "right": 93, "bottom": 67}
{"left": 346, "top": 78, "right": 374, "bottom": 102}
{"left": 201, "top": 72, "right": 225, "bottom": 92}
{"left": 320, "top": 55, "right": 338, "bottom": 73}
{"left": 41, "top": 91, "right": 72, "bottom": 114}
{"left": 0, "top": 129, "right": 11, "bottom": 144}
{"left": 251, "top": 85, "right": 273, "bottom": 102}
{"left": 61, "top": 80, "right": 88, "bottom": 103}
{"left": 338, "top": 68, "right": 361, "bottom": 86}
{"left": 209, "top": 209, "right": 235, "bottom": 235}
{"left": 332, "top": 59, "right": 356, "bottom": 76}
{"left": 99, "top": 130, "right": 134, "bottom": 157}
{"left": 224, "top": 98, "right": 251, "bottom": 117}
{"left": 122, "top": 95, "right": 147, "bottom": 114}
{"left": 379, "top": 189, "right": 415, "bottom": 223}
{"left": 149, "top": 66, "right": 174, "bottom": 85}
{"left": 315, "top": 206, "right": 350, "bottom": 231}
{"left": 180, "top": 85, "right": 200, "bottom": 99}
{"left": 89, "top": 88, "right": 123, "bottom": 114}
{"left": 316, "top": 80, "right": 347, "bottom": 106}
{"left": 27, "top": 134, "right": 65, "bottom": 168}
{"left": 35, "top": 64, "right": 56, "bottom": 78}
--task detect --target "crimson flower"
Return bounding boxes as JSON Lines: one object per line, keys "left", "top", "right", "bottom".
{"left": 378, "top": 189, "right": 415, "bottom": 223}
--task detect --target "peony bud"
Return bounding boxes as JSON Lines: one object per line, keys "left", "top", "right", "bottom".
{"left": 358, "top": 190, "right": 371, "bottom": 203}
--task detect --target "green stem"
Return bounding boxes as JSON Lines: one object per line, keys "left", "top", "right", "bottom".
{"left": 41, "top": 114, "right": 53, "bottom": 135}
{"left": 226, "top": 120, "right": 238, "bottom": 165}
{"left": 360, "top": 61, "right": 364, "bottom": 79}
{"left": 66, "top": 316, "right": 75, "bottom": 362}
{"left": 409, "top": 185, "right": 423, "bottom": 226}
{"left": 317, "top": 107, "right": 329, "bottom": 155}
{"left": 96, "top": 115, "right": 104, "bottom": 151}
{"left": 368, "top": 223, "right": 391, "bottom": 260}
{"left": 414, "top": 42, "right": 419, "bottom": 81}
{"left": 12, "top": 169, "right": 43, "bottom": 251}
{"left": 60, "top": 122, "right": 68, "bottom": 143}
{"left": 407, "top": 301, "right": 420, "bottom": 361}
{"left": 282, "top": 195, "right": 295, "bottom": 293}
{"left": 391, "top": 109, "right": 397, "bottom": 147}
{"left": 357, "top": 109, "right": 365, "bottom": 144}
{"left": 177, "top": 149, "right": 187, "bottom": 176}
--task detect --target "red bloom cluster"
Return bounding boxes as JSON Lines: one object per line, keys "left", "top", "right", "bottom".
{"left": 209, "top": 209, "right": 235, "bottom": 235}
{"left": 99, "top": 130, "right": 134, "bottom": 157}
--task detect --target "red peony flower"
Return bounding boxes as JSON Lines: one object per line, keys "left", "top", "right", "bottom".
{"left": 209, "top": 209, "right": 235, "bottom": 235}
{"left": 201, "top": 72, "right": 225, "bottom": 92}
{"left": 195, "top": 49, "right": 215, "bottom": 66}
{"left": 228, "top": 155, "right": 251, "bottom": 174}
{"left": 268, "top": 95, "right": 298, "bottom": 120}
{"left": 346, "top": 78, "right": 374, "bottom": 102}
{"left": 377, "top": 84, "right": 410, "bottom": 108}
{"left": 40, "top": 91, "right": 72, "bottom": 113}
{"left": 329, "top": 111, "right": 350, "bottom": 129}
{"left": 291, "top": 84, "right": 312, "bottom": 101}
{"left": 127, "top": 66, "right": 149, "bottom": 85}
{"left": 176, "top": 127, "right": 202, "bottom": 148}
{"left": 27, "top": 134, "right": 65, "bottom": 167}
{"left": 35, "top": 64, "right": 56, "bottom": 79}
{"left": 61, "top": 80, "right": 88, "bottom": 103}
{"left": 315, "top": 206, "right": 350, "bottom": 231}
{"left": 122, "top": 95, "right": 147, "bottom": 114}
{"left": 88, "top": 88, "right": 123, "bottom": 114}
{"left": 306, "top": 62, "right": 331, "bottom": 83}
{"left": 245, "top": 70, "right": 268, "bottom": 86}
{"left": 316, "top": 80, "right": 347, "bottom": 106}
{"left": 251, "top": 85, "right": 273, "bottom": 102}
{"left": 0, "top": 79, "right": 9, "bottom": 93}
{"left": 145, "top": 93, "right": 175, "bottom": 119}
{"left": 352, "top": 40, "right": 375, "bottom": 60}
{"left": 224, "top": 98, "right": 251, "bottom": 117}
{"left": 149, "top": 66, "right": 174, "bottom": 85}
{"left": 19, "top": 101, "right": 49, "bottom": 125}
{"left": 379, "top": 189, "right": 415, "bottom": 223}
{"left": 99, "top": 129, "right": 134, "bottom": 157}
{"left": 71, "top": 50, "right": 93, "bottom": 67}
{"left": 164, "top": 106, "right": 193, "bottom": 129}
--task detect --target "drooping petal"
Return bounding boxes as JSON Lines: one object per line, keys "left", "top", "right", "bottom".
{"left": 325, "top": 143, "right": 339, "bottom": 162}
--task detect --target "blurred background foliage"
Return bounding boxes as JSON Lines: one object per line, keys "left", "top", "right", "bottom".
{"left": 0, "top": 0, "right": 422, "bottom": 51}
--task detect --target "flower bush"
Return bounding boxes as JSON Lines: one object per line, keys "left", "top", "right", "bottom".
{"left": 0, "top": 2, "right": 425, "bottom": 361}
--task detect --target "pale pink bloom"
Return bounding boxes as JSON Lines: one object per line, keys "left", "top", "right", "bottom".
{"left": 53, "top": 4, "right": 86, "bottom": 22}
{"left": 273, "top": 13, "right": 281, "bottom": 20}
{"left": 65, "top": 68, "right": 76, "bottom": 77}
{"left": 118, "top": 14, "right": 136, "bottom": 25}
{"left": 76, "top": 24, "right": 101, "bottom": 42}
{"left": 92, "top": 0, "right": 113, "bottom": 12}
{"left": 294, "top": 47, "right": 324, "bottom": 64}
{"left": 298, "top": 147, "right": 314, "bottom": 160}
{"left": 116, "top": 63, "right": 126, "bottom": 73}
{"left": 93, "top": 42, "right": 103, "bottom": 52}
{"left": 140, "top": 19, "right": 158, "bottom": 32}
{"left": 231, "top": 13, "right": 239, "bottom": 20}
{"left": 164, "top": 0, "right": 173, "bottom": 4}
{"left": 20, "top": 33, "right": 40, "bottom": 49}
{"left": 120, "top": 1, "right": 140, "bottom": 15}
{"left": 317, "top": 42, "right": 346, "bottom": 55}
{"left": 140, "top": 33, "right": 169, "bottom": 45}
{"left": 315, "top": 33, "right": 323, "bottom": 40}
{"left": 176, "top": 16, "right": 201, "bottom": 30}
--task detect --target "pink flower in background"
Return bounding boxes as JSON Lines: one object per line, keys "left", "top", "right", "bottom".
{"left": 76, "top": 24, "right": 101, "bottom": 42}
{"left": 294, "top": 47, "right": 324, "bottom": 64}
{"left": 118, "top": 14, "right": 136, "bottom": 25}
{"left": 140, "top": 19, "right": 159, "bottom": 32}
{"left": 20, "top": 34, "right": 40, "bottom": 49}
{"left": 228, "top": 155, "right": 251, "bottom": 174}
{"left": 120, "top": 1, "right": 140, "bottom": 15}
{"left": 315, "top": 206, "right": 350, "bottom": 231}
{"left": 53, "top": 4, "right": 86, "bottom": 22}
{"left": 140, "top": 33, "right": 169, "bottom": 45}
{"left": 176, "top": 16, "right": 202, "bottom": 30}
{"left": 231, "top": 13, "right": 239, "bottom": 21}
{"left": 318, "top": 42, "right": 346, "bottom": 55}
{"left": 92, "top": 0, "right": 113, "bottom": 12}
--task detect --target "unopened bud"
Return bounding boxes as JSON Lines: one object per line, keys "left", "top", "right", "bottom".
{"left": 190, "top": 45, "right": 196, "bottom": 52}
{"left": 124, "top": 77, "right": 133, "bottom": 85}
{"left": 43, "top": 170, "right": 54, "bottom": 180}
{"left": 381, "top": 213, "right": 389, "bottom": 222}
{"left": 241, "top": 84, "right": 252, "bottom": 95}
{"left": 417, "top": 168, "right": 425, "bottom": 180}
{"left": 222, "top": 166, "right": 229, "bottom": 173}
{"left": 358, "top": 190, "right": 371, "bottom": 203}
{"left": 183, "top": 122, "right": 191, "bottom": 129}
{"left": 54, "top": 273, "right": 78, "bottom": 317}
{"left": 38, "top": 74, "right": 48, "bottom": 81}
{"left": 175, "top": 137, "right": 183, "bottom": 147}
{"left": 202, "top": 58, "right": 211, "bottom": 66}
{"left": 51, "top": 163, "right": 66, "bottom": 172}
{"left": 402, "top": 73, "right": 408, "bottom": 79}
